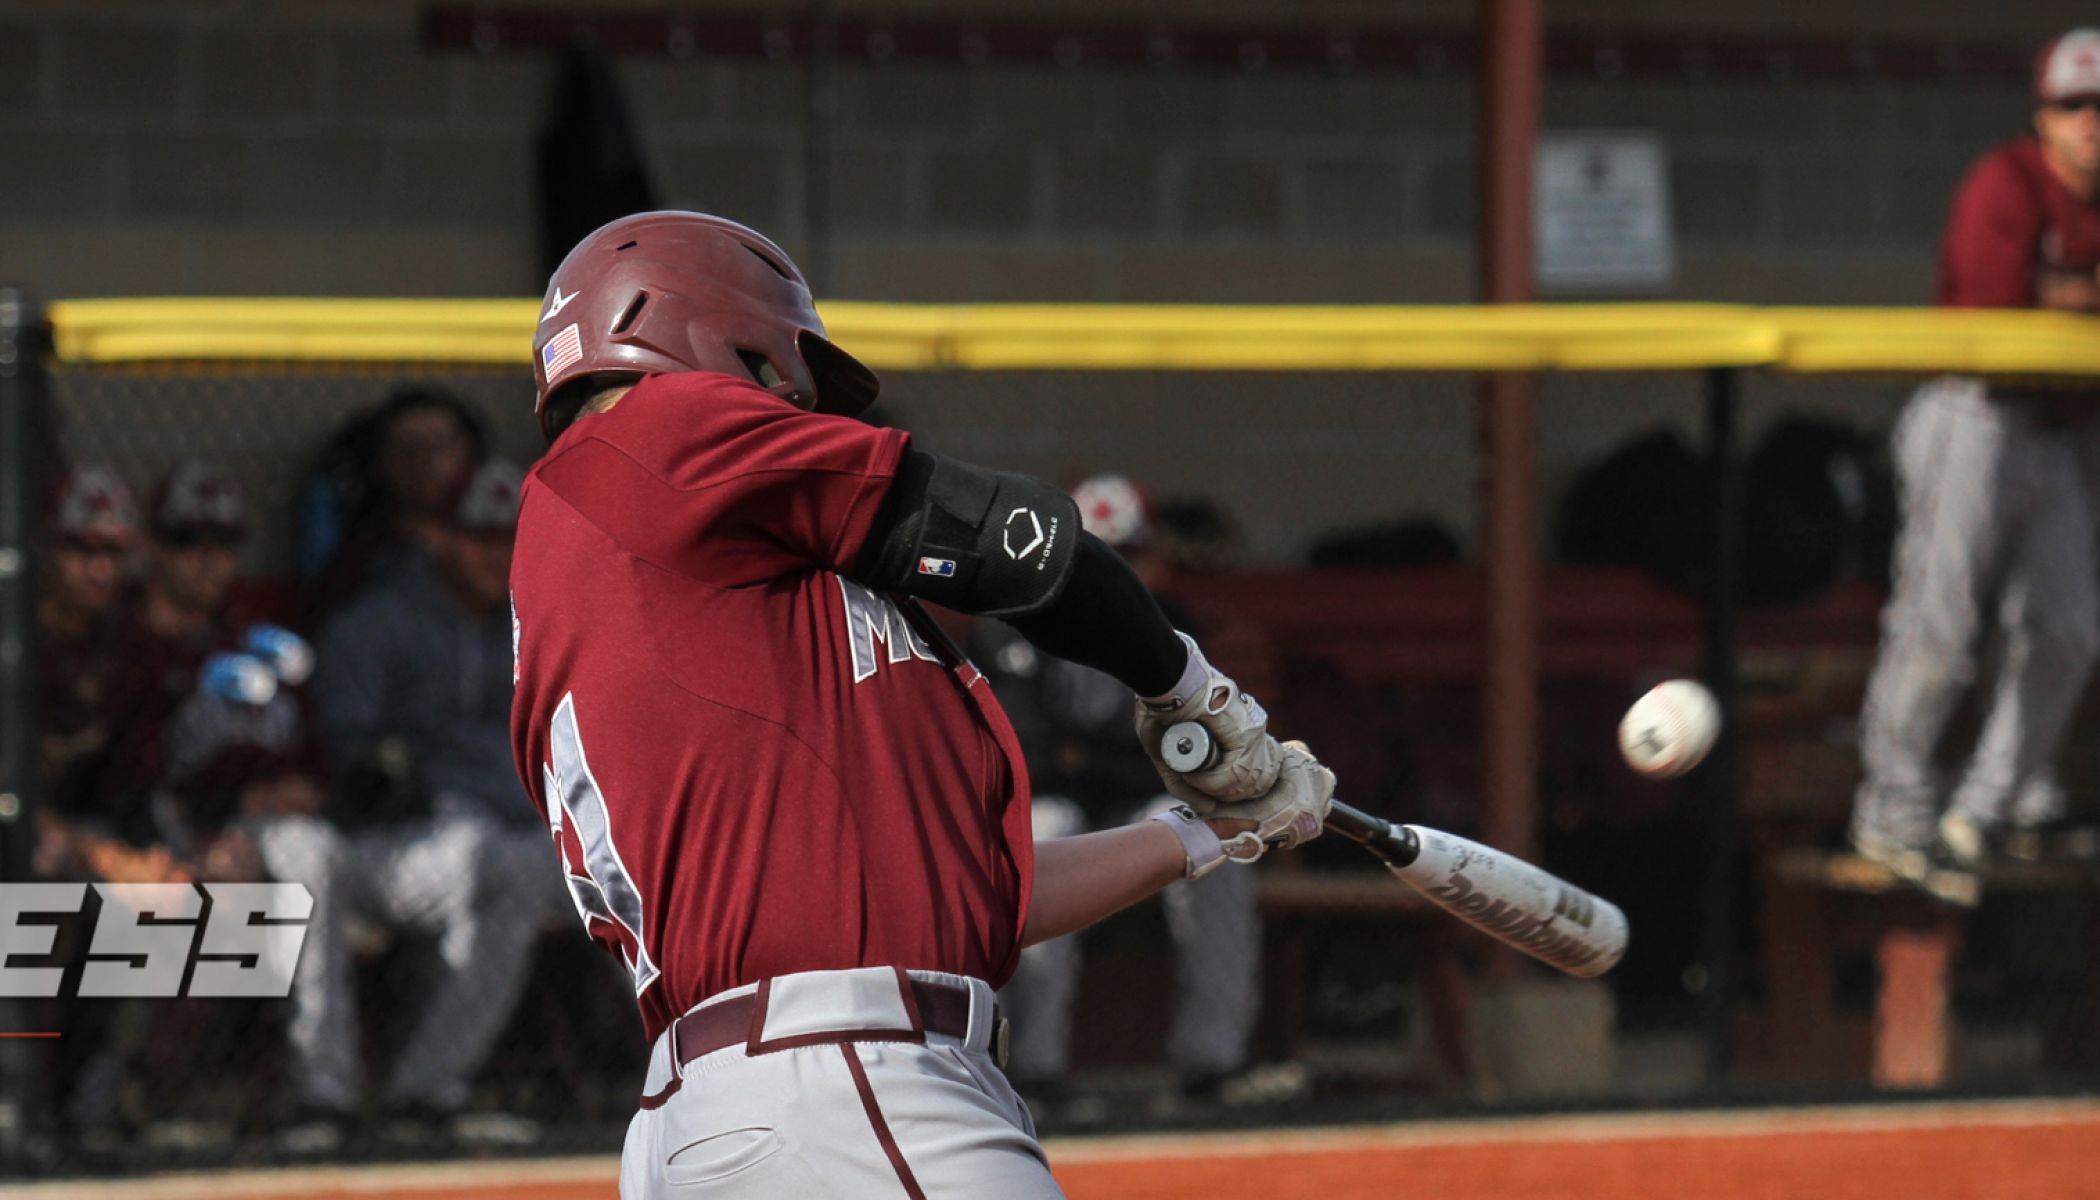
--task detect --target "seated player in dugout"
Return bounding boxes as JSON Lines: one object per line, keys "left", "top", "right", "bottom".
{"left": 515, "top": 211, "right": 1335, "bottom": 1199}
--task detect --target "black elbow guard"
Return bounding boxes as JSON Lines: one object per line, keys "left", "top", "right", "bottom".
{"left": 857, "top": 449, "right": 1081, "bottom": 617}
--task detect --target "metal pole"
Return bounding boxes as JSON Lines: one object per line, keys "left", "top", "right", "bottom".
{"left": 803, "top": 0, "right": 838, "bottom": 297}
{"left": 1697, "top": 366, "right": 1746, "bottom": 1083}
{"left": 0, "top": 290, "right": 36, "bottom": 883}
{"left": 0, "top": 288, "right": 50, "bottom": 1166}
{"left": 1476, "top": 0, "right": 1542, "bottom": 973}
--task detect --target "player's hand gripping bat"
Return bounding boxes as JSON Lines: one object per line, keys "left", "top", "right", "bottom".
{"left": 1162, "top": 722, "right": 1629, "bottom": 978}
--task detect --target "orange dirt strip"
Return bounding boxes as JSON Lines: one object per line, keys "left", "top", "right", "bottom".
{"left": 13, "top": 1104, "right": 2099, "bottom": 1200}
{"left": 1054, "top": 1119, "right": 2100, "bottom": 1200}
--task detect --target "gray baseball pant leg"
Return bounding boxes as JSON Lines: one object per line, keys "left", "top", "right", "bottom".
{"left": 997, "top": 796, "right": 1088, "bottom": 1083}
{"left": 364, "top": 815, "right": 546, "bottom": 1111}
{"left": 1144, "top": 796, "right": 1261, "bottom": 1078}
{"left": 251, "top": 813, "right": 367, "bottom": 1112}
{"left": 1949, "top": 427, "right": 2100, "bottom": 829}
{"left": 1855, "top": 379, "right": 2018, "bottom": 848}
{"left": 2014, "top": 420, "right": 2100, "bottom": 827}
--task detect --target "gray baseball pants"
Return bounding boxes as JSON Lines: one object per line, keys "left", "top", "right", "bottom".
{"left": 251, "top": 809, "right": 558, "bottom": 1112}
{"left": 1854, "top": 377, "right": 2100, "bottom": 847}
{"left": 621, "top": 968, "right": 1060, "bottom": 1199}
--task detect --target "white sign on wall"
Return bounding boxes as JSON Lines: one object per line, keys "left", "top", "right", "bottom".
{"left": 1535, "top": 132, "right": 1676, "bottom": 294}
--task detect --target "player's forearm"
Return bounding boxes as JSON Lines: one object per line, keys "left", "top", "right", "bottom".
{"left": 1003, "top": 533, "right": 1185, "bottom": 697}
{"left": 1020, "top": 821, "right": 1189, "bottom": 947}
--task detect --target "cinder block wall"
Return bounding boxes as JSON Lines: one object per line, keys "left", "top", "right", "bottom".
{"left": 1, "top": 0, "right": 2080, "bottom": 561}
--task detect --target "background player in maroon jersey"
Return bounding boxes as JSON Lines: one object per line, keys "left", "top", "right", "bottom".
{"left": 32, "top": 468, "right": 153, "bottom": 883}
{"left": 1851, "top": 27, "right": 2100, "bottom": 898}
{"left": 60, "top": 461, "right": 251, "bottom": 882}
{"left": 515, "top": 211, "right": 1335, "bottom": 1199}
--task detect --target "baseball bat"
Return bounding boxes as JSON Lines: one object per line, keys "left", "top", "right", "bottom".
{"left": 1161, "top": 722, "right": 1628, "bottom": 978}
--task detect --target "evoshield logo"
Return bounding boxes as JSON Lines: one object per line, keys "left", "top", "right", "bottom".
{"left": 1002, "top": 507, "right": 1060, "bottom": 569}
{"left": 1003, "top": 508, "right": 1043, "bottom": 559}
{"left": 1, "top": 883, "right": 312, "bottom": 999}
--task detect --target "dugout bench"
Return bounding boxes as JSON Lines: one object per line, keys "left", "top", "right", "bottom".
{"left": 1185, "top": 567, "right": 2100, "bottom": 1093}
{"left": 1256, "top": 867, "right": 1470, "bottom": 1087}
{"left": 1727, "top": 589, "right": 2100, "bottom": 1089}
{"left": 1753, "top": 848, "right": 2100, "bottom": 1089}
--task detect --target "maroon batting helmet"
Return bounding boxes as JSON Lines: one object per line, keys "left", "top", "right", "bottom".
{"left": 530, "top": 211, "right": 879, "bottom": 441}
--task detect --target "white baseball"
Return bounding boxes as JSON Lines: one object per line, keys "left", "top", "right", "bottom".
{"left": 1618, "top": 679, "right": 1720, "bottom": 779}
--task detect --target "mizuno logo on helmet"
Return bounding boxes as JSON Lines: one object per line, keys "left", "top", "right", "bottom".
{"left": 541, "top": 287, "right": 580, "bottom": 323}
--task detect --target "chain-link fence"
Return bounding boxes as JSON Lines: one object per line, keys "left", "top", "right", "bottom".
{"left": 8, "top": 310, "right": 2100, "bottom": 1180}
{"left": 13, "top": 359, "right": 646, "bottom": 1174}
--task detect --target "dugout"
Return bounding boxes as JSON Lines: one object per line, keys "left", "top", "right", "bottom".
{"left": 9, "top": 299, "right": 2100, "bottom": 1139}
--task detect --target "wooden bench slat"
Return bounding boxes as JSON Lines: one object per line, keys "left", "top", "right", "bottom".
{"left": 1258, "top": 869, "right": 1433, "bottom": 914}
{"left": 1771, "top": 847, "right": 2100, "bottom": 895}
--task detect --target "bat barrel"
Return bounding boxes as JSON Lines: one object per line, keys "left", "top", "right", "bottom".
{"left": 1395, "top": 824, "right": 1630, "bottom": 978}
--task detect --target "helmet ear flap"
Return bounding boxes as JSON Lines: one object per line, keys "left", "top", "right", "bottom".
{"left": 799, "top": 330, "right": 880, "bottom": 417}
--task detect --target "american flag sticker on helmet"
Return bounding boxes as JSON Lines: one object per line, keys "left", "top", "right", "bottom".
{"left": 542, "top": 323, "right": 583, "bottom": 378}
{"left": 917, "top": 557, "right": 957, "bottom": 577}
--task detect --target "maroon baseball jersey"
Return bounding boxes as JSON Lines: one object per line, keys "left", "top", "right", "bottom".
{"left": 1938, "top": 136, "right": 2100, "bottom": 307}
{"left": 66, "top": 599, "right": 237, "bottom": 842}
{"left": 37, "top": 618, "right": 129, "bottom": 821}
{"left": 510, "top": 372, "right": 1035, "bottom": 1041}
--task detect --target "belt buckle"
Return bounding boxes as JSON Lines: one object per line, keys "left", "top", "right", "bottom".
{"left": 992, "top": 1012, "right": 1011, "bottom": 1070}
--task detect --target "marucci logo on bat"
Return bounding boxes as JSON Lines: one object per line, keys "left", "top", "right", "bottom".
{"left": 1425, "top": 871, "right": 1607, "bottom": 971}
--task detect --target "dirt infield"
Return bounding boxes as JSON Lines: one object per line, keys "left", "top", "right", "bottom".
{"left": 1052, "top": 1101, "right": 2100, "bottom": 1199}
{"left": 9, "top": 1099, "right": 2098, "bottom": 1200}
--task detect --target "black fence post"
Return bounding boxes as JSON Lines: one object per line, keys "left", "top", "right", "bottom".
{"left": 0, "top": 288, "right": 50, "bottom": 1167}
{"left": 1698, "top": 365, "right": 1746, "bottom": 1085}
{"left": 803, "top": 0, "right": 838, "bottom": 297}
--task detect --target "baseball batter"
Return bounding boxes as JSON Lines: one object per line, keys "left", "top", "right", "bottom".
{"left": 512, "top": 212, "right": 1334, "bottom": 1198}
{"left": 1852, "top": 28, "right": 2100, "bottom": 889}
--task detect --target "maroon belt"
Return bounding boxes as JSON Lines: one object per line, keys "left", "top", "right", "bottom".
{"left": 670, "top": 975, "right": 1003, "bottom": 1071}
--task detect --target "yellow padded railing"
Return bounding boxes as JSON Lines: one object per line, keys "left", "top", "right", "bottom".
{"left": 42, "top": 298, "right": 2100, "bottom": 376}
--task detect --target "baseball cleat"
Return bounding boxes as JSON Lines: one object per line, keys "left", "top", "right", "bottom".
{"left": 1936, "top": 811, "right": 1987, "bottom": 870}
{"left": 1850, "top": 830, "right": 1928, "bottom": 882}
{"left": 1852, "top": 829, "right": 1980, "bottom": 908}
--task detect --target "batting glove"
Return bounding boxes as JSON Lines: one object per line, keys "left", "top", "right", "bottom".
{"left": 1136, "top": 632, "right": 1281, "bottom": 805}
{"left": 1189, "top": 740, "right": 1334, "bottom": 863}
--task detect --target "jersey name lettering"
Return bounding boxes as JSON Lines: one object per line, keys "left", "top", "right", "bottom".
{"left": 838, "top": 577, "right": 939, "bottom": 683}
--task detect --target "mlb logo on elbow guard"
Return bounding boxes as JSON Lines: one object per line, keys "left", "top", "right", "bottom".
{"left": 0, "top": 883, "right": 312, "bottom": 999}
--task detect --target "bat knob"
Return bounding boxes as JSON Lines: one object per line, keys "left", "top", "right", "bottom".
{"left": 1161, "top": 721, "right": 1214, "bottom": 773}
